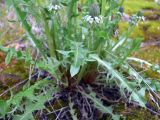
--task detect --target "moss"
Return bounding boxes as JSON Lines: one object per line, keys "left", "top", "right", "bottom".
{"left": 133, "top": 46, "right": 160, "bottom": 79}
{"left": 124, "top": 0, "right": 160, "bottom": 15}
{"left": 125, "top": 108, "right": 159, "bottom": 120}
{"left": 1, "top": 60, "right": 28, "bottom": 80}
{"left": 145, "top": 69, "right": 160, "bottom": 79}
{"left": 134, "top": 46, "right": 160, "bottom": 64}
{"left": 0, "top": 52, "right": 29, "bottom": 86}
{"left": 144, "top": 21, "right": 160, "bottom": 39}
{"left": 114, "top": 103, "right": 159, "bottom": 120}
{"left": 143, "top": 10, "right": 160, "bottom": 18}
{"left": 121, "top": 0, "right": 160, "bottom": 41}
{"left": 119, "top": 21, "right": 160, "bottom": 41}
{"left": 119, "top": 22, "right": 144, "bottom": 39}
{"left": 0, "top": 52, "right": 29, "bottom": 99}
{"left": 137, "top": 21, "right": 160, "bottom": 41}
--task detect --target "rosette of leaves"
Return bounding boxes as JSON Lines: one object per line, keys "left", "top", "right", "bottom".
{"left": 2, "top": 0, "right": 160, "bottom": 119}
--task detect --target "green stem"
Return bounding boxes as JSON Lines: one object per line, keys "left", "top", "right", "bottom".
{"left": 101, "top": 0, "right": 106, "bottom": 16}
{"left": 41, "top": 12, "right": 65, "bottom": 75}
{"left": 113, "top": 25, "right": 136, "bottom": 67}
{"left": 42, "top": 11, "right": 56, "bottom": 58}
{"left": 91, "top": 28, "right": 94, "bottom": 50}
{"left": 120, "top": 0, "right": 125, "bottom": 6}
{"left": 77, "top": 64, "right": 88, "bottom": 84}
{"left": 67, "top": 0, "right": 78, "bottom": 38}
{"left": 88, "top": 26, "right": 94, "bottom": 50}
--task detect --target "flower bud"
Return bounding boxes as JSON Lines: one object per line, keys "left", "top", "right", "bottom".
{"left": 89, "top": 3, "right": 100, "bottom": 17}
{"left": 52, "top": 0, "right": 58, "bottom": 5}
{"left": 137, "top": 11, "right": 143, "bottom": 17}
{"left": 119, "top": 7, "right": 124, "bottom": 13}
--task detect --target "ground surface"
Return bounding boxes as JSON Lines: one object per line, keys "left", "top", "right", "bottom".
{"left": 0, "top": 0, "right": 160, "bottom": 119}
{"left": 122, "top": 0, "right": 160, "bottom": 65}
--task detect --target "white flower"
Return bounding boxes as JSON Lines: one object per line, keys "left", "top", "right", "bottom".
{"left": 141, "top": 16, "right": 145, "bottom": 21}
{"left": 48, "top": 4, "right": 61, "bottom": 11}
{"left": 94, "top": 17, "right": 100, "bottom": 23}
{"left": 136, "top": 16, "right": 145, "bottom": 21}
{"left": 53, "top": 5, "right": 61, "bottom": 10}
{"left": 83, "top": 15, "right": 103, "bottom": 24}
{"left": 86, "top": 15, "right": 92, "bottom": 22}
{"left": 89, "top": 18, "right": 94, "bottom": 24}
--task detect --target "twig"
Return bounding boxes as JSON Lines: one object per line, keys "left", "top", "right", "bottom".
{"left": 146, "top": 107, "right": 160, "bottom": 116}
{"left": 46, "top": 106, "right": 69, "bottom": 115}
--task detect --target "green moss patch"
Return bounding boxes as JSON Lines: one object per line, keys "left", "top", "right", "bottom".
{"left": 133, "top": 46, "right": 160, "bottom": 79}
{"left": 119, "top": 21, "right": 160, "bottom": 41}
{"left": 134, "top": 46, "right": 160, "bottom": 64}
{"left": 124, "top": 0, "right": 160, "bottom": 15}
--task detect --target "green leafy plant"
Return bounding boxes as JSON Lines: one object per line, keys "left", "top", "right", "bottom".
{"left": 1, "top": 0, "right": 160, "bottom": 119}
